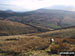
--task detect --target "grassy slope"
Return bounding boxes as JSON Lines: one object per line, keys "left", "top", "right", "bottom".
{"left": 0, "top": 35, "right": 50, "bottom": 56}
{"left": 0, "top": 20, "right": 38, "bottom": 36}
{"left": 0, "top": 27, "right": 75, "bottom": 56}
{"left": 37, "top": 26, "right": 75, "bottom": 38}
{"left": 0, "top": 20, "right": 51, "bottom": 36}
{"left": 0, "top": 34, "right": 74, "bottom": 56}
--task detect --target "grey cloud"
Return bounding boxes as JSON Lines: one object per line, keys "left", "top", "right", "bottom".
{"left": 0, "top": 4, "right": 15, "bottom": 6}
{"left": 47, "top": 5, "right": 75, "bottom": 11}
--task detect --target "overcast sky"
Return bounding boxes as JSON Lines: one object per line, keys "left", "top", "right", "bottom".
{"left": 0, "top": 0, "right": 75, "bottom": 11}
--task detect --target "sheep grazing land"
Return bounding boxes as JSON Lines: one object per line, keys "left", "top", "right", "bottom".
{"left": 0, "top": 9, "right": 75, "bottom": 56}
{"left": 0, "top": 32, "right": 75, "bottom": 56}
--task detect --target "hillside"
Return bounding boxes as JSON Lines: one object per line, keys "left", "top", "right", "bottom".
{"left": 0, "top": 30, "right": 74, "bottom": 56}
{"left": 0, "top": 20, "right": 50, "bottom": 36}
{"left": 0, "top": 9, "right": 75, "bottom": 29}
{"left": 37, "top": 26, "right": 75, "bottom": 38}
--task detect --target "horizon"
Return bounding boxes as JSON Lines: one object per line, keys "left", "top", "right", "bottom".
{"left": 0, "top": 0, "right": 75, "bottom": 12}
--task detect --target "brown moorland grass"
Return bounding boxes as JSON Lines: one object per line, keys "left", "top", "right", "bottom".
{"left": 53, "top": 37, "right": 75, "bottom": 44}
{"left": 0, "top": 35, "right": 74, "bottom": 56}
{"left": 0, "top": 20, "right": 51, "bottom": 36}
{"left": 37, "top": 27, "right": 75, "bottom": 38}
{"left": 0, "top": 36, "right": 50, "bottom": 53}
{"left": 49, "top": 37, "right": 75, "bottom": 54}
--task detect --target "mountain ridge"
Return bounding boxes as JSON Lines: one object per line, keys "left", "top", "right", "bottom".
{"left": 0, "top": 9, "right": 75, "bottom": 29}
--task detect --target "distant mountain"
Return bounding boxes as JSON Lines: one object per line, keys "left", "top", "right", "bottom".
{"left": 0, "top": 9, "right": 75, "bottom": 29}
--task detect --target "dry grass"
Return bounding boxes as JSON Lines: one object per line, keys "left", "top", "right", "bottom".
{"left": 53, "top": 38, "right": 75, "bottom": 44}
{"left": 0, "top": 20, "right": 50, "bottom": 36}
{"left": 0, "top": 34, "right": 74, "bottom": 56}
{"left": 50, "top": 43, "right": 71, "bottom": 54}
{"left": 0, "top": 36, "right": 50, "bottom": 53}
{"left": 37, "top": 27, "right": 75, "bottom": 38}
{"left": 49, "top": 37, "right": 75, "bottom": 54}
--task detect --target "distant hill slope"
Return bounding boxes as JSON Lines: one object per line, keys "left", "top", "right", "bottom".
{"left": 0, "top": 9, "right": 75, "bottom": 29}
{"left": 37, "top": 26, "right": 75, "bottom": 38}
{"left": 0, "top": 20, "right": 50, "bottom": 36}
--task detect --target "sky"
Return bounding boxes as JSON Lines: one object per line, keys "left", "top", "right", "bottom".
{"left": 0, "top": 0, "right": 75, "bottom": 11}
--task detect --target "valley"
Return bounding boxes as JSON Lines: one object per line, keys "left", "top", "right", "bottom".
{"left": 0, "top": 9, "right": 75, "bottom": 56}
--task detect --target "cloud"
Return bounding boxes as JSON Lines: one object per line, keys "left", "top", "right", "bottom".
{"left": 38, "top": 0, "right": 44, "bottom": 1}
{"left": 0, "top": 0, "right": 75, "bottom": 11}
{"left": 0, "top": 4, "right": 29, "bottom": 11}
{"left": 47, "top": 5, "right": 75, "bottom": 11}
{"left": 0, "top": 4, "right": 15, "bottom": 6}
